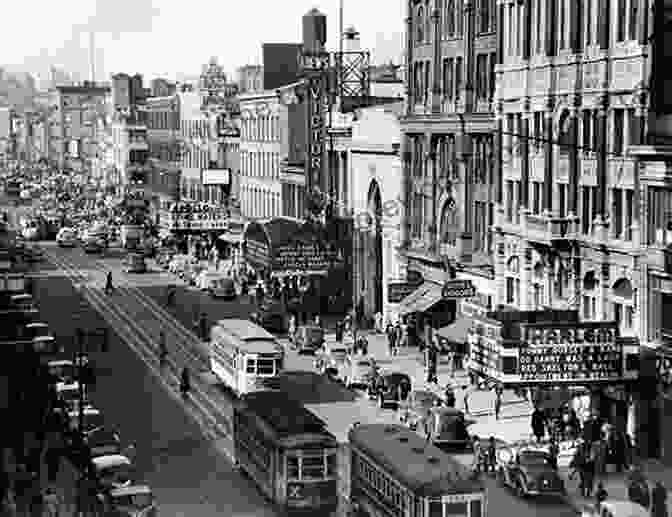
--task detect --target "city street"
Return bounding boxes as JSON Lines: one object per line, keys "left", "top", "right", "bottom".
{"left": 27, "top": 241, "right": 581, "bottom": 517}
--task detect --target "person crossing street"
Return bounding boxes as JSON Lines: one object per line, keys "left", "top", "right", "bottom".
{"left": 104, "top": 271, "right": 114, "bottom": 294}
{"left": 158, "top": 331, "right": 168, "bottom": 369}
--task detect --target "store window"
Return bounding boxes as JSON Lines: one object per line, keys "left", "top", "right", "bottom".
{"left": 533, "top": 262, "right": 545, "bottom": 309}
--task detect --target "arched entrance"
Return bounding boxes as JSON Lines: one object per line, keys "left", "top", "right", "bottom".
{"left": 365, "top": 180, "right": 384, "bottom": 316}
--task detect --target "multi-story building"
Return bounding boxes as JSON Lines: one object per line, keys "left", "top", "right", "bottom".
{"left": 48, "top": 82, "right": 110, "bottom": 171}
{"left": 150, "top": 78, "right": 176, "bottom": 98}
{"left": 237, "top": 65, "right": 264, "bottom": 94}
{"left": 398, "top": 0, "right": 498, "bottom": 329}
{"left": 110, "top": 109, "right": 149, "bottom": 189}
{"left": 238, "top": 90, "right": 283, "bottom": 219}
{"left": 143, "top": 94, "right": 181, "bottom": 219}
{"left": 178, "top": 90, "right": 210, "bottom": 201}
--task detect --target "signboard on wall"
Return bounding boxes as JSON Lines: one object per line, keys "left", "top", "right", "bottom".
{"left": 518, "top": 322, "right": 622, "bottom": 382}
{"left": 468, "top": 319, "right": 503, "bottom": 379}
{"left": 272, "top": 241, "right": 343, "bottom": 274}
{"left": 202, "top": 169, "right": 230, "bottom": 185}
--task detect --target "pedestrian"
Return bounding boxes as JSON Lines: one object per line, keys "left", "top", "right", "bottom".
{"left": 462, "top": 386, "right": 470, "bottom": 414}
{"left": 583, "top": 443, "right": 596, "bottom": 497}
{"left": 471, "top": 436, "right": 483, "bottom": 474}
{"left": 591, "top": 434, "right": 608, "bottom": 480}
{"left": 386, "top": 322, "right": 396, "bottom": 356}
{"left": 158, "top": 332, "right": 168, "bottom": 369}
{"left": 548, "top": 437, "right": 559, "bottom": 468}
{"left": 531, "top": 406, "right": 546, "bottom": 443}
{"left": 166, "top": 285, "right": 176, "bottom": 307}
{"left": 104, "top": 271, "right": 114, "bottom": 294}
{"left": 180, "top": 367, "right": 190, "bottom": 398}
{"left": 494, "top": 386, "right": 503, "bottom": 420}
{"left": 43, "top": 488, "right": 60, "bottom": 517}
{"left": 444, "top": 384, "right": 456, "bottom": 407}
{"left": 335, "top": 320, "right": 344, "bottom": 343}
{"left": 198, "top": 313, "right": 208, "bottom": 341}
{"left": 288, "top": 314, "right": 297, "bottom": 345}
{"left": 374, "top": 312, "right": 383, "bottom": 333}
{"left": 45, "top": 445, "right": 61, "bottom": 484}
{"left": 486, "top": 436, "right": 497, "bottom": 474}
{"left": 595, "top": 482, "right": 608, "bottom": 512}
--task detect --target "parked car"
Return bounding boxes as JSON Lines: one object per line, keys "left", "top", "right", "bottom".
{"left": 123, "top": 253, "right": 147, "bottom": 274}
{"left": 367, "top": 371, "right": 411, "bottom": 408}
{"left": 250, "top": 302, "right": 286, "bottom": 333}
{"left": 293, "top": 325, "right": 325, "bottom": 355}
{"left": 83, "top": 238, "right": 104, "bottom": 254}
{"left": 56, "top": 381, "right": 89, "bottom": 413}
{"left": 168, "top": 255, "right": 189, "bottom": 275}
{"left": 210, "top": 277, "right": 237, "bottom": 299}
{"left": 342, "top": 357, "right": 378, "bottom": 389}
{"left": 425, "top": 407, "right": 472, "bottom": 451}
{"left": 96, "top": 485, "right": 157, "bottom": 517}
{"left": 91, "top": 454, "right": 134, "bottom": 492}
{"left": 398, "top": 389, "right": 445, "bottom": 430}
{"left": 47, "top": 359, "right": 77, "bottom": 384}
{"left": 195, "top": 270, "right": 222, "bottom": 291}
{"left": 84, "top": 427, "right": 123, "bottom": 459}
{"left": 497, "top": 445, "right": 566, "bottom": 498}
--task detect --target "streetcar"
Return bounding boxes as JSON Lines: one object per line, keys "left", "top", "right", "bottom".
{"left": 234, "top": 391, "right": 339, "bottom": 515}
{"left": 209, "top": 319, "right": 284, "bottom": 396}
{"left": 348, "top": 423, "right": 486, "bottom": 517}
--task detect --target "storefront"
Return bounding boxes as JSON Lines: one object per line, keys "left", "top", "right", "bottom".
{"left": 159, "top": 201, "right": 230, "bottom": 255}
{"left": 243, "top": 217, "right": 352, "bottom": 314}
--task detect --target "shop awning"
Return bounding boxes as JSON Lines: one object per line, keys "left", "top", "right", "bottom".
{"left": 399, "top": 282, "right": 443, "bottom": 316}
{"left": 436, "top": 317, "right": 473, "bottom": 345}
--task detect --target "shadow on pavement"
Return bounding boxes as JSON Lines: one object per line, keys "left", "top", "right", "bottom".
{"left": 277, "top": 370, "right": 358, "bottom": 404}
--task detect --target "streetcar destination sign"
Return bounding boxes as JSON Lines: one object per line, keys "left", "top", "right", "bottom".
{"left": 441, "top": 280, "right": 477, "bottom": 299}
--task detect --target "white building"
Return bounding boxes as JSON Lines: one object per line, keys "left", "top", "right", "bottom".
{"left": 238, "top": 90, "right": 283, "bottom": 220}
{"left": 346, "top": 102, "right": 405, "bottom": 322}
{"left": 178, "top": 91, "right": 210, "bottom": 201}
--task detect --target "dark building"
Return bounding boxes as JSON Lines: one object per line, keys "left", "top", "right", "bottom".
{"left": 111, "top": 73, "right": 146, "bottom": 110}
{"left": 262, "top": 43, "right": 302, "bottom": 91}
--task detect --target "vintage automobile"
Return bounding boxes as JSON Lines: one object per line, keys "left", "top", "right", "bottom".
{"left": 342, "top": 356, "right": 378, "bottom": 389}
{"left": 398, "top": 389, "right": 444, "bottom": 430}
{"left": 96, "top": 485, "right": 158, "bottom": 517}
{"left": 123, "top": 253, "right": 147, "bottom": 274}
{"left": 292, "top": 324, "right": 325, "bottom": 355}
{"left": 91, "top": 454, "right": 134, "bottom": 492}
{"left": 497, "top": 445, "right": 566, "bottom": 498}
{"left": 425, "top": 406, "right": 472, "bottom": 451}
{"left": 314, "top": 343, "right": 350, "bottom": 380}
{"left": 210, "top": 277, "right": 237, "bottom": 299}
{"left": 83, "top": 426, "right": 123, "bottom": 459}
{"left": 367, "top": 371, "right": 412, "bottom": 408}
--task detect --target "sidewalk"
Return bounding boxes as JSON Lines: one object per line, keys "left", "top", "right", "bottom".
{"left": 559, "top": 459, "right": 672, "bottom": 515}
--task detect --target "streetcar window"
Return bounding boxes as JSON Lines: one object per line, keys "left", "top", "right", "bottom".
{"left": 429, "top": 500, "right": 443, "bottom": 517}
{"left": 287, "top": 455, "right": 299, "bottom": 479}
{"left": 257, "top": 359, "right": 275, "bottom": 375}
{"left": 301, "top": 455, "right": 325, "bottom": 479}
{"left": 326, "top": 453, "right": 337, "bottom": 477}
{"left": 246, "top": 358, "right": 256, "bottom": 374}
{"left": 469, "top": 500, "right": 482, "bottom": 517}
{"left": 444, "top": 502, "right": 467, "bottom": 517}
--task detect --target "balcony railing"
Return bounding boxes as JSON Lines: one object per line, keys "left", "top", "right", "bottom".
{"left": 524, "top": 213, "right": 579, "bottom": 245}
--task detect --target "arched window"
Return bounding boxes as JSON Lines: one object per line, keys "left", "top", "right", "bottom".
{"left": 612, "top": 278, "right": 635, "bottom": 333}
{"left": 417, "top": 6, "right": 425, "bottom": 42}
{"left": 440, "top": 200, "right": 459, "bottom": 245}
{"left": 505, "top": 256, "right": 520, "bottom": 306}
{"left": 582, "top": 271, "right": 598, "bottom": 320}
{"left": 425, "top": 0, "right": 432, "bottom": 42}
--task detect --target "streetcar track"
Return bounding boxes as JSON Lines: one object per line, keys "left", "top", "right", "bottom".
{"left": 43, "top": 249, "right": 236, "bottom": 462}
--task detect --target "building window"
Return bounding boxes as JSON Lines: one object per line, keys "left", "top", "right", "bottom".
{"left": 489, "top": 53, "right": 496, "bottom": 100}
{"left": 582, "top": 111, "right": 592, "bottom": 153}
{"left": 612, "top": 109, "right": 624, "bottom": 155}
{"left": 455, "top": 58, "right": 463, "bottom": 100}
{"left": 476, "top": 54, "right": 488, "bottom": 101}
{"left": 532, "top": 181, "right": 541, "bottom": 214}
{"left": 443, "top": 58, "right": 454, "bottom": 101}
{"left": 617, "top": 0, "right": 627, "bottom": 41}
{"left": 647, "top": 187, "right": 672, "bottom": 245}
{"left": 558, "top": 0, "right": 566, "bottom": 49}
{"left": 625, "top": 189, "right": 633, "bottom": 241}
{"left": 586, "top": 0, "right": 593, "bottom": 45}
{"left": 506, "top": 277, "right": 515, "bottom": 304}
{"left": 558, "top": 183, "right": 567, "bottom": 218}
{"left": 612, "top": 187, "right": 623, "bottom": 238}
{"left": 479, "top": 0, "right": 491, "bottom": 33}
{"left": 534, "top": 112, "right": 543, "bottom": 151}
{"left": 447, "top": 0, "right": 456, "bottom": 36}
{"left": 629, "top": 0, "right": 638, "bottom": 40}
{"left": 536, "top": 0, "right": 544, "bottom": 53}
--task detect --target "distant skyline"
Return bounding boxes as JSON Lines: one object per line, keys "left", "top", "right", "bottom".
{"left": 4, "top": 0, "right": 404, "bottom": 84}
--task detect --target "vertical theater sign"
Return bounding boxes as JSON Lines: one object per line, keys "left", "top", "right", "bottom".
{"left": 467, "top": 315, "right": 640, "bottom": 387}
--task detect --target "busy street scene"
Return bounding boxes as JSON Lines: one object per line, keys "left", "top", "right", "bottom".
{"left": 1, "top": 1, "right": 672, "bottom": 517}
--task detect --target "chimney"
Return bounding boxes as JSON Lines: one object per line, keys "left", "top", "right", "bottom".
{"left": 343, "top": 26, "right": 360, "bottom": 52}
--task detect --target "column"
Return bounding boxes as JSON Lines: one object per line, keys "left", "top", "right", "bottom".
{"left": 637, "top": 0, "right": 649, "bottom": 45}
{"left": 520, "top": 246, "right": 533, "bottom": 309}
{"left": 568, "top": 109, "right": 579, "bottom": 216}
{"left": 569, "top": 0, "right": 582, "bottom": 52}
{"left": 495, "top": 115, "right": 504, "bottom": 207}
{"left": 432, "top": 2, "right": 443, "bottom": 113}
{"left": 520, "top": 112, "right": 530, "bottom": 209}
{"left": 497, "top": 3, "right": 505, "bottom": 63}
{"left": 596, "top": 262, "right": 610, "bottom": 321}
{"left": 598, "top": 0, "right": 611, "bottom": 49}
{"left": 400, "top": 136, "right": 411, "bottom": 248}
{"left": 430, "top": 136, "right": 439, "bottom": 251}
{"left": 405, "top": 0, "right": 415, "bottom": 113}
{"left": 543, "top": 110, "right": 554, "bottom": 213}
{"left": 545, "top": 0, "right": 557, "bottom": 56}
{"left": 459, "top": 132, "right": 473, "bottom": 262}
{"left": 595, "top": 101, "right": 609, "bottom": 232}
{"left": 424, "top": 133, "right": 435, "bottom": 249}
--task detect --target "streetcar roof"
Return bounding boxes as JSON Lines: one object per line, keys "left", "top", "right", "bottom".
{"left": 348, "top": 424, "right": 484, "bottom": 497}
{"left": 92, "top": 455, "right": 131, "bottom": 470}
{"left": 212, "top": 319, "right": 280, "bottom": 353}
{"left": 109, "top": 485, "right": 152, "bottom": 497}
{"left": 241, "top": 391, "right": 332, "bottom": 438}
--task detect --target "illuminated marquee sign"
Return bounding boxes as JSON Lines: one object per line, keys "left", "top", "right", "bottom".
{"left": 273, "top": 241, "right": 343, "bottom": 274}
{"left": 518, "top": 324, "right": 622, "bottom": 382}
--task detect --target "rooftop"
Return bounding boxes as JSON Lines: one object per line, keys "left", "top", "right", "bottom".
{"left": 241, "top": 391, "right": 329, "bottom": 437}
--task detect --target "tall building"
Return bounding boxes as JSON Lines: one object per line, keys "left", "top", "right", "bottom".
{"left": 150, "top": 78, "right": 176, "bottom": 98}
{"left": 111, "top": 73, "right": 146, "bottom": 111}
{"left": 178, "top": 90, "right": 210, "bottom": 202}
{"left": 237, "top": 65, "right": 264, "bottom": 94}
{"left": 397, "top": 0, "right": 498, "bottom": 328}
{"left": 238, "top": 90, "right": 284, "bottom": 219}
{"left": 48, "top": 82, "right": 110, "bottom": 170}
{"left": 262, "top": 43, "right": 303, "bottom": 91}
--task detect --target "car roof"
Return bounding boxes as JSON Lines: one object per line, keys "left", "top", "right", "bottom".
{"left": 600, "top": 500, "right": 649, "bottom": 517}
{"left": 92, "top": 455, "right": 131, "bottom": 469}
{"left": 48, "top": 360, "right": 73, "bottom": 367}
{"left": 56, "top": 382, "right": 79, "bottom": 391}
{"left": 26, "top": 322, "right": 49, "bottom": 328}
{"left": 109, "top": 485, "right": 152, "bottom": 498}
{"left": 33, "top": 336, "right": 55, "bottom": 343}
{"left": 68, "top": 407, "right": 100, "bottom": 416}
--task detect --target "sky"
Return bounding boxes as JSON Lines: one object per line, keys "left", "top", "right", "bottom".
{"left": 3, "top": 0, "right": 405, "bottom": 83}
